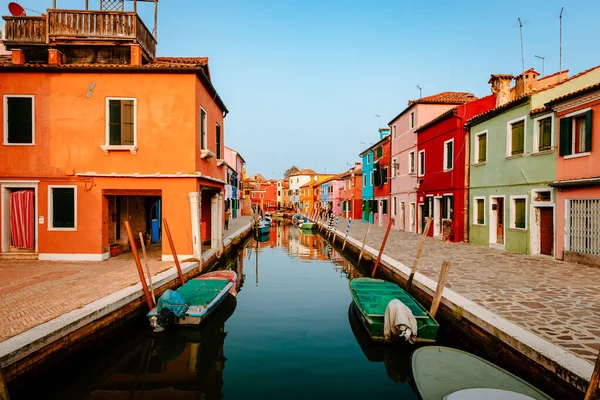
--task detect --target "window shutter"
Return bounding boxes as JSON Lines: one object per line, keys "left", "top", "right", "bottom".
{"left": 585, "top": 110, "right": 593, "bottom": 152}
{"left": 7, "top": 97, "right": 33, "bottom": 144}
{"left": 109, "top": 100, "right": 122, "bottom": 145}
{"left": 559, "top": 117, "right": 572, "bottom": 156}
{"left": 478, "top": 135, "right": 486, "bottom": 162}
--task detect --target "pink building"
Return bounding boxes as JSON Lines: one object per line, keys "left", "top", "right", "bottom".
{"left": 321, "top": 175, "right": 344, "bottom": 216}
{"left": 388, "top": 92, "right": 476, "bottom": 232}
{"left": 547, "top": 83, "right": 600, "bottom": 266}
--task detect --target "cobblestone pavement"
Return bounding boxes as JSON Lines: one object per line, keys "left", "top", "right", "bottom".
{"left": 0, "top": 216, "right": 251, "bottom": 343}
{"left": 334, "top": 217, "right": 600, "bottom": 364}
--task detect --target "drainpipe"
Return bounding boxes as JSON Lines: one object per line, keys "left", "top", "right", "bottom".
{"left": 463, "top": 120, "right": 470, "bottom": 243}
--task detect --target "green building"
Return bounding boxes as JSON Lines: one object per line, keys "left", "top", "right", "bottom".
{"left": 467, "top": 67, "right": 600, "bottom": 256}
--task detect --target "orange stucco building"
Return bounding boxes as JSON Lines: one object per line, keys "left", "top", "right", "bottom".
{"left": 0, "top": 4, "right": 229, "bottom": 261}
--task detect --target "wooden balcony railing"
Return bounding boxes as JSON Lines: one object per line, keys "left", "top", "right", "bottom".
{"left": 2, "top": 9, "right": 156, "bottom": 60}
{"left": 2, "top": 16, "right": 47, "bottom": 45}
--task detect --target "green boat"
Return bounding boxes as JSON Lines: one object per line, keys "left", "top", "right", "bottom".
{"left": 411, "top": 346, "right": 553, "bottom": 399}
{"left": 300, "top": 222, "right": 316, "bottom": 231}
{"left": 349, "top": 277, "right": 439, "bottom": 343}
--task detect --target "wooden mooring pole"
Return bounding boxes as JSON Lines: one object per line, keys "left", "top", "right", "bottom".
{"left": 0, "top": 368, "right": 10, "bottom": 400}
{"left": 358, "top": 224, "right": 371, "bottom": 264}
{"left": 342, "top": 219, "right": 352, "bottom": 251}
{"left": 585, "top": 348, "right": 600, "bottom": 399}
{"left": 371, "top": 218, "right": 395, "bottom": 277}
{"left": 124, "top": 221, "right": 154, "bottom": 311}
{"left": 429, "top": 259, "right": 451, "bottom": 318}
{"left": 162, "top": 217, "right": 186, "bottom": 286}
{"left": 139, "top": 232, "right": 156, "bottom": 305}
{"left": 330, "top": 216, "right": 339, "bottom": 242}
{"left": 406, "top": 217, "right": 433, "bottom": 292}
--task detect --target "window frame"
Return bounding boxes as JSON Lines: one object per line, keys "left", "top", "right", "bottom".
{"left": 391, "top": 158, "right": 397, "bottom": 178}
{"left": 370, "top": 171, "right": 374, "bottom": 186}
{"left": 215, "top": 122, "right": 222, "bottom": 159}
{"left": 443, "top": 138, "right": 454, "bottom": 171}
{"left": 474, "top": 130, "right": 488, "bottom": 164}
{"left": 561, "top": 107, "right": 592, "bottom": 159}
{"left": 363, "top": 174, "right": 367, "bottom": 188}
{"left": 418, "top": 150, "right": 425, "bottom": 177}
{"left": 366, "top": 153, "right": 371, "bottom": 164}
{"left": 104, "top": 97, "right": 137, "bottom": 153}
{"left": 4, "top": 94, "right": 35, "bottom": 146}
{"left": 506, "top": 116, "right": 526, "bottom": 158}
{"left": 532, "top": 114, "right": 554, "bottom": 153}
{"left": 409, "top": 111, "right": 415, "bottom": 129}
{"left": 408, "top": 150, "right": 416, "bottom": 174}
{"left": 392, "top": 124, "right": 397, "bottom": 139}
{"left": 473, "top": 196, "right": 486, "bottom": 225}
{"left": 48, "top": 185, "right": 78, "bottom": 231}
{"left": 510, "top": 195, "right": 528, "bottom": 230}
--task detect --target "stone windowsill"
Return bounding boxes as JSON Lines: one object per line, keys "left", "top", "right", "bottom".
{"left": 473, "top": 161, "right": 487, "bottom": 167}
{"left": 201, "top": 149, "right": 215, "bottom": 159}
{"left": 532, "top": 149, "right": 555, "bottom": 157}
{"left": 100, "top": 145, "right": 138, "bottom": 155}
{"left": 506, "top": 153, "right": 524, "bottom": 160}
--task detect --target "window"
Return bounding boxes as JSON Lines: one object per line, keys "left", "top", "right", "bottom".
{"left": 473, "top": 197, "right": 485, "bottom": 225}
{"left": 408, "top": 151, "right": 415, "bottom": 174}
{"left": 376, "top": 147, "right": 383, "bottom": 158}
{"left": 560, "top": 109, "right": 592, "bottom": 157}
{"left": 252, "top": 192, "right": 256, "bottom": 198}
{"left": 566, "top": 199, "right": 600, "bottom": 255}
{"left": 418, "top": 150, "right": 425, "bottom": 176}
{"left": 474, "top": 131, "right": 487, "bottom": 163}
{"left": 48, "top": 186, "right": 76, "bottom": 230}
{"left": 511, "top": 196, "right": 527, "bottom": 229}
{"left": 533, "top": 190, "right": 552, "bottom": 202}
{"left": 382, "top": 167, "right": 388, "bottom": 184}
{"left": 382, "top": 199, "right": 388, "bottom": 215}
{"left": 370, "top": 171, "right": 374, "bottom": 186}
{"left": 443, "top": 139, "right": 454, "bottom": 171}
{"left": 200, "top": 108, "right": 207, "bottom": 150}
{"left": 4, "top": 95, "right": 34, "bottom": 144}
{"left": 260, "top": 192, "right": 264, "bottom": 198}
{"left": 535, "top": 116, "right": 552, "bottom": 152}
{"left": 278, "top": 190, "right": 281, "bottom": 196}
{"left": 367, "top": 153, "right": 371, "bottom": 164}
{"left": 392, "top": 196, "right": 397, "bottom": 216}
{"left": 363, "top": 174, "right": 367, "bottom": 187}
{"left": 107, "top": 98, "right": 135, "bottom": 146}
{"left": 410, "top": 111, "right": 415, "bottom": 129}
{"left": 216, "top": 123, "right": 221, "bottom": 159}
{"left": 441, "top": 195, "right": 454, "bottom": 220}
{"left": 507, "top": 118, "right": 525, "bottom": 156}
{"left": 393, "top": 125, "right": 397, "bottom": 139}
{"left": 391, "top": 158, "right": 397, "bottom": 178}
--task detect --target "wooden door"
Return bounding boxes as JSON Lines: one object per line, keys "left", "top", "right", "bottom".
{"left": 496, "top": 198, "right": 504, "bottom": 244}
{"left": 540, "top": 208, "right": 554, "bottom": 256}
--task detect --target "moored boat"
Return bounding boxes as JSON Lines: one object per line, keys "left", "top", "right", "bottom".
{"left": 256, "top": 221, "right": 270, "bottom": 235}
{"left": 148, "top": 271, "right": 237, "bottom": 332}
{"left": 300, "top": 222, "right": 316, "bottom": 231}
{"left": 411, "top": 346, "right": 553, "bottom": 400}
{"left": 272, "top": 211, "right": 284, "bottom": 218}
{"left": 349, "top": 277, "right": 439, "bottom": 343}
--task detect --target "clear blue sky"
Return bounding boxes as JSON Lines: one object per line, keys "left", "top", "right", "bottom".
{"left": 19, "top": 1, "right": 600, "bottom": 178}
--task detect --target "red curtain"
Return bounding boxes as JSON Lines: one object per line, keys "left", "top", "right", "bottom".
{"left": 10, "top": 190, "right": 34, "bottom": 249}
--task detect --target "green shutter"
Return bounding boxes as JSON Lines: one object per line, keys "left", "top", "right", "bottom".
{"left": 511, "top": 120, "right": 524, "bottom": 155}
{"left": 559, "top": 117, "right": 572, "bottom": 156}
{"left": 109, "top": 100, "right": 122, "bottom": 145}
{"left": 478, "top": 134, "right": 486, "bottom": 162}
{"left": 477, "top": 200, "right": 484, "bottom": 224}
{"left": 585, "top": 110, "right": 593, "bottom": 152}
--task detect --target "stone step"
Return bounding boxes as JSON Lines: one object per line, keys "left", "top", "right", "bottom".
{"left": 0, "top": 252, "right": 39, "bottom": 260}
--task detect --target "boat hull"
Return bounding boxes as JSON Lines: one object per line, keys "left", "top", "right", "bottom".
{"left": 300, "top": 222, "right": 316, "bottom": 231}
{"left": 349, "top": 277, "right": 439, "bottom": 343}
{"left": 257, "top": 226, "right": 270, "bottom": 235}
{"left": 411, "top": 346, "right": 553, "bottom": 400}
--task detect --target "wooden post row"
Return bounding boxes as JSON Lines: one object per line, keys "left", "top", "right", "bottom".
{"left": 406, "top": 217, "right": 433, "bottom": 292}
{"left": 371, "top": 218, "right": 394, "bottom": 277}
{"left": 124, "top": 221, "right": 153, "bottom": 311}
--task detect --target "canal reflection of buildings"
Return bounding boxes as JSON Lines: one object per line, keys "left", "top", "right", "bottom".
{"left": 87, "top": 295, "right": 238, "bottom": 400}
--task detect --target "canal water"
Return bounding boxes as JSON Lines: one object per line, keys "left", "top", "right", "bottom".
{"left": 8, "top": 222, "right": 483, "bottom": 399}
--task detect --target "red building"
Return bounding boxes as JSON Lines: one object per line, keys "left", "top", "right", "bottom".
{"left": 250, "top": 181, "right": 277, "bottom": 212}
{"left": 415, "top": 95, "right": 496, "bottom": 241}
{"left": 373, "top": 132, "right": 391, "bottom": 227}
{"left": 339, "top": 162, "right": 363, "bottom": 219}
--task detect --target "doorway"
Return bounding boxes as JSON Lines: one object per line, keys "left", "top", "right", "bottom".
{"left": 539, "top": 208, "right": 554, "bottom": 256}
{"left": 489, "top": 196, "right": 505, "bottom": 247}
{"left": 1, "top": 183, "right": 38, "bottom": 254}
{"left": 433, "top": 197, "right": 442, "bottom": 237}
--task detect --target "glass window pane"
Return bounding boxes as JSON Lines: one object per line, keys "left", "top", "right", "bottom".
{"left": 539, "top": 117, "right": 552, "bottom": 150}
{"left": 477, "top": 200, "right": 484, "bottom": 224}
{"left": 515, "top": 199, "right": 526, "bottom": 229}
{"left": 478, "top": 134, "right": 486, "bottom": 162}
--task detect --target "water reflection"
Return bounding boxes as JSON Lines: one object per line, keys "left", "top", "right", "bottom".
{"left": 87, "top": 295, "right": 237, "bottom": 400}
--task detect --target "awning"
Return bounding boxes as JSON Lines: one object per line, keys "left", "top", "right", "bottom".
{"left": 549, "top": 177, "right": 600, "bottom": 188}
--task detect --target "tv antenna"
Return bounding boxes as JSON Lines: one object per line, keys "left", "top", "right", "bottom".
{"left": 416, "top": 85, "right": 422, "bottom": 98}
{"left": 518, "top": 17, "right": 525, "bottom": 73}
{"left": 534, "top": 55, "right": 545, "bottom": 76}
{"left": 559, "top": 7, "right": 564, "bottom": 74}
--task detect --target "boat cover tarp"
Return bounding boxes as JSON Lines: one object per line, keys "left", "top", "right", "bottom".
{"left": 157, "top": 289, "right": 188, "bottom": 318}
{"left": 384, "top": 299, "right": 418, "bottom": 343}
{"left": 176, "top": 279, "right": 230, "bottom": 307}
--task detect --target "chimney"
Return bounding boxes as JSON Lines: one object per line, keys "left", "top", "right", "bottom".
{"left": 489, "top": 74, "right": 514, "bottom": 107}
{"left": 514, "top": 68, "right": 540, "bottom": 98}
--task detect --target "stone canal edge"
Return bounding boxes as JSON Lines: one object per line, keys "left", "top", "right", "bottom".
{"left": 0, "top": 221, "right": 253, "bottom": 382}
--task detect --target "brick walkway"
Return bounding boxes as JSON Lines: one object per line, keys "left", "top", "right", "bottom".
{"left": 0, "top": 216, "right": 251, "bottom": 343}
{"left": 334, "top": 217, "right": 600, "bottom": 364}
